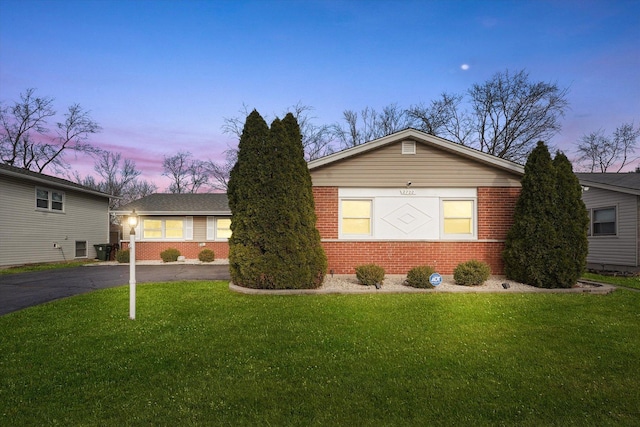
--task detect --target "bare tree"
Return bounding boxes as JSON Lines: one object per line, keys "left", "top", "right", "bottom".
{"left": 332, "top": 103, "right": 414, "bottom": 149}
{"left": 408, "top": 93, "right": 471, "bottom": 144}
{"left": 162, "top": 151, "right": 209, "bottom": 193}
{"left": 206, "top": 147, "right": 237, "bottom": 191}
{"left": 0, "top": 88, "right": 101, "bottom": 173}
{"left": 576, "top": 122, "right": 640, "bottom": 172}
{"left": 73, "top": 151, "right": 158, "bottom": 220}
{"left": 467, "top": 69, "right": 569, "bottom": 163}
{"left": 222, "top": 102, "right": 334, "bottom": 161}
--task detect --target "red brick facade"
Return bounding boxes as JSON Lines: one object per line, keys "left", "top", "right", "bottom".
{"left": 124, "top": 186, "right": 519, "bottom": 274}
{"left": 312, "top": 186, "right": 520, "bottom": 275}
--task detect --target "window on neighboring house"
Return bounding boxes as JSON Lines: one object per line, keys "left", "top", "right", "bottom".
{"left": 592, "top": 207, "right": 616, "bottom": 236}
{"left": 36, "top": 188, "right": 64, "bottom": 212}
{"left": 143, "top": 219, "right": 163, "bottom": 239}
{"left": 165, "top": 220, "right": 184, "bottom": 238}
{"left": 341, "top": 200, "right": 372, "bottom": 235}
{"left": 442, "top": 200, "right": 475, "bottom": 237}
{"left": 141, "top": 218, "right": 191, "bottom": 240}
{"left": 75, "top": 241, "right": 87, "bottom": 258}
{"left": 206, "top": 217, "right": 232, "bottom": 240}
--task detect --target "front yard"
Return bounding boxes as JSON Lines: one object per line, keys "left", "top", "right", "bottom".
{"left": 1, "top": 281, "right": 639, "bottom": 425}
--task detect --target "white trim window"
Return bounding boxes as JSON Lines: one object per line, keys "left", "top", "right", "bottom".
{"left": 141, "top": 217, "right": 193, "bottom": 240}
{"left": 207, "top": 217, "right": 232, "bottom": 240}
{"left": 441, "top": 200, "right": 476, "bottom": 239}
{"left": 36, "top": 187, "right": 65, "bottom": 212}
{"left": 592, "top": 207, "right": 616, "bottom": 236}
{"left": 75, "top": 241, "right": 87, "bottom": 258}
{"left": 341, "top": 200, "right": 372, "bottom": 236}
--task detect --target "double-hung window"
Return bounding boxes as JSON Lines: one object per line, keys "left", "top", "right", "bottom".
{"left": 36, "top": 188, "right": 64, "bottom": 212}
{"left": 442, "top": 200, "right": 475, "bottom": 238}
{"left": 341, "top": 200, "right": 372, "bottom": 236}
{"left": 142, "top": 218, "right": 189, "bottom": 239}
{"left": 592, "top": 207, "right": 616, "bottom": 236}
{"left": 207, "top": 217, "right": 232, "bottom": 240}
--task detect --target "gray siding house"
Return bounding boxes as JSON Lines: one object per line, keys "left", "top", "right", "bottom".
{"left": 576, "top": 173, "right": 640, "bottom": 273}
{"left": 0, "top": 163, "right": 112, "bottom": 267}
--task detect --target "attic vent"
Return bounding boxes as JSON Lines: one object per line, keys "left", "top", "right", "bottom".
{"left": 402, "top": 140, "right": 416, "bottom": 155}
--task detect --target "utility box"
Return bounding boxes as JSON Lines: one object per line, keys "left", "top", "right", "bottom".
{"left": 94, "top": 244, "right": 112, "bottom": 261}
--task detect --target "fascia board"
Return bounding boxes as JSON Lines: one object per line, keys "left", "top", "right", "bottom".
{"left": 578, "top": 179, "right": 640, "bottom": 196}
{"left": 1, "top": 168, "right": 113, "bottom": 199}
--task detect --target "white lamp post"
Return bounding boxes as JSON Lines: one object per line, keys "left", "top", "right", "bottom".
{"left": 128, "top": 209, "right": 138, "bottom": 320}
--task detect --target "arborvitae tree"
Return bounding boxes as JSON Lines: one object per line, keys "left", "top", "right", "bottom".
{"left": 551, "top": 152, "right": 589, "bottom": 288}
{"left": 227, "top": 110, "right": 327, "bottom": 289}
{"left": 503, "top": 141, "right": 558, "bottom": 287}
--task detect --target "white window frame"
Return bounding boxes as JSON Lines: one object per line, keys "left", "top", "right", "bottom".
{"left": 35, "top": 187, "right": 65, "bottom": 212}
{"left": 140, "top": 217, "right": 193, "bottom": 240}
{"left": 207, "top": 216, "right": 232, "bottom": 240}
{"left": 440, "top": 199, "right": 477, "bottom": 240}
{"left": 340, "top": 199, "right": 373, "bottom": 237}
{"left": 591, "top": 206, "right": 617, "bottom": 237}
{"left": 75, "top": 240, "right": 87, "bottom": 258}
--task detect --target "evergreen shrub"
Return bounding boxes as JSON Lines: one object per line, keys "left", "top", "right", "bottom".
{"left": 355, "top": 264, "right": 385, "bottom": 286}
{"left": 115, "top": 249, "right": 130, "bottom": 264}
{"left": 160, "top": 248, "right": 181, "bottom": 263}
{"left": 454, "top": 260, "right": 491, "bottom": 286}
{"left": 405, "top": 265, "right": 436, "bottom": 288}
{"left": 198, "top": 248, "right": 215, "bottom": 263}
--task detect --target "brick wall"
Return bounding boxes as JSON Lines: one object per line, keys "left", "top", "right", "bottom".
{"left": 312, "top": 186, "right": 520, "bottom": 274}
{"left": 121, "top": 241, "right": 229, "bottom": 261}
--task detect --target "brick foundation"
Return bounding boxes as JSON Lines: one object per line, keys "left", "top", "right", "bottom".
{"left": 121, "top": 241, "right": 229, "bottom": 261}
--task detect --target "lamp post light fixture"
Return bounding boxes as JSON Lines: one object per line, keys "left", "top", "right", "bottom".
{"left": 128, "top": 209, "right": 138, "bottom": 320}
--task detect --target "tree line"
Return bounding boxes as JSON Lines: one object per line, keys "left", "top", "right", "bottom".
{"left": 2, "top": 69, "right": 638, "bottom": 207}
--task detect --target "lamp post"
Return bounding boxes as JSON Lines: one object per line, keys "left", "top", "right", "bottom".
{"left": 128, "top": 209, "right": 138, "bottom": 320}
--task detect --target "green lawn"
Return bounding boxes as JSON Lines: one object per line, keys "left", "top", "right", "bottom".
{"left": 583, "top": 272, "right": 640, "bottom": 291}
{"left": 0, "top": 259, "right": 99, "bottom": 275}
{"left": 1, "top": 282, "right": 639, "bottom": 426}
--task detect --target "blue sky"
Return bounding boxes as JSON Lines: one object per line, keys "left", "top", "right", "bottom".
{"left": 1, "top": 0, "right": 639, "bottom": 187}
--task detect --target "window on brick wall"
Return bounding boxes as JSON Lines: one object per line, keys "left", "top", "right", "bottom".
{"left": 441, "top": 200, "right": 476, "bottom": 239}
{"left": 341, "top": 200, "right": 372, "bottom": 235}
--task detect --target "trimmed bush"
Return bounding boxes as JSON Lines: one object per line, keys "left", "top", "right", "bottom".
{"left": 160, "top": 248, "right": 181, "bottom": 263}
{"left": 406, "top": 265, "right": 436, "bottom": 288}
{"left": 454, "top": 260, "right": 491, "bottom": 286}
{"left": 355, "top": 264, "right": 385, "bottom": 286}
{"left": 198, "top": 248, "right": 215, "bottom": 263}
{"left": 115, "top": 249, "right": 130, "bottom": 264}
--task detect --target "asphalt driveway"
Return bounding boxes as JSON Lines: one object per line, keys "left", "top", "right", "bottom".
{"left": 0, "top": 264, "right": 230, "bottom": 316}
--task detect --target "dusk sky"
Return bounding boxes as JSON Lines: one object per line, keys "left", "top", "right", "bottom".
{"left": 1, "top": 0, "right": 639, "bottom": 190}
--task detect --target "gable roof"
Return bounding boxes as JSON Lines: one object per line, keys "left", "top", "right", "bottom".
{"left": 0, "top": 162, "right": 111, "bottom": 199}
{"left": 308, "top": 128, "right": 525, "bottom": 176}
{"left": 576, "top": 173, "right": 640, "bottom": 196}
{"left": 112, "top": 193, "right": 230, "bottom": 215}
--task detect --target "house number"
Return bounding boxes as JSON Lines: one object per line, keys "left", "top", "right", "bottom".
{"left": 400, "top": 189, "right": 415, "bottom": 195}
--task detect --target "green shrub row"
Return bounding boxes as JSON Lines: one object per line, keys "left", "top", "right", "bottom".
{"left": 355, "top": 260, "right": 492, "bottom": 288}
{"left": 115, "top": 248, "right": 215, "bottom": 263}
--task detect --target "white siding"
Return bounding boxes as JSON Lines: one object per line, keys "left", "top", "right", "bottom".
{"left": 0, "top": 175, "right": 110, "bottom": 266}
{"left": 583, "top": 187, "right": 639, "bottom": 268}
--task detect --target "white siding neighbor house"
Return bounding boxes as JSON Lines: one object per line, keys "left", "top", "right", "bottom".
{"left": 0, "top": 163, "right": 112, "bottom": 267}
{"left": 576, "top": 173, "right": 640, "bottom": 273}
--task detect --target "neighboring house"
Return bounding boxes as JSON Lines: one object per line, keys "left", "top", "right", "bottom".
{"left": 0, "top": 163, "right": 111, "bottom": 267}
{"left": 112, "top": 193, "right": 231, "bottom": 261}
{"left": 308, "top": 129, "right": 524, "bottom": 274}
{"left": 576, "top": 173, "right": 640, "bottom": 273}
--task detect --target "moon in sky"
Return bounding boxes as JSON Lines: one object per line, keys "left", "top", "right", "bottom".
{"left": 461, "top": 64, "right": 470, "bottom": 70}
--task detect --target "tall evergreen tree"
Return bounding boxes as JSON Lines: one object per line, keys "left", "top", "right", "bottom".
{"left": 503, "top": 141, "right": 558, "bottom": 287}
{"left": 551, "top": 152, "right": 589, "bottom": 288}
{"left": 227, "top": 110, "right": 327, "bottom": 289}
